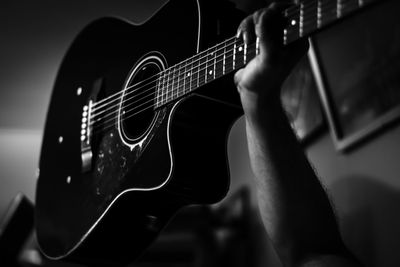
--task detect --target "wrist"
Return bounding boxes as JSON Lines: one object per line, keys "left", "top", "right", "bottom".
{"left": 239, "top": 87, "right": 284, "bottom": 122}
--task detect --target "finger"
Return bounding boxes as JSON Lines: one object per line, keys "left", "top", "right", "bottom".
{"left": 255, "top": 3, "right": 287, "bottom": 61}
{"left": 236, "top": 13, "right": 256, "bottom": 46}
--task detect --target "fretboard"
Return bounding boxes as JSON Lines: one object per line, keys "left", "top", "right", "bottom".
{"left": 154, "top": 36, "right": 256, "bottom": 108}
{"left": 154, "top": 0, "right": 380, "bottom": 108}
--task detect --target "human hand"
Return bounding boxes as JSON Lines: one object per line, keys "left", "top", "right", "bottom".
{"left": 234, "top": 2, "right": 309, "bottom": 109}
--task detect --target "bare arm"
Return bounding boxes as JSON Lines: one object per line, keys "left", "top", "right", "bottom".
{"left": 234, "top": 3, "right": 361, "bottom": 267}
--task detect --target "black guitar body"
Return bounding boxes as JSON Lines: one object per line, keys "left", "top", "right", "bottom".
{"left": 35, "top": 0, "right": 244, "bottom": 265}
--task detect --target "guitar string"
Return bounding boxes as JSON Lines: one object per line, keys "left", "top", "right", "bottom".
{"left": 284, "top": 0, "right": 322, "bottom": 16}
{"left": 290, "top": 1, "right": 335, "bottom": 28}
{"left": 91, "top": 0, "right": 358, "bottom": 118}
{"left": 91, "top": 39, "right": 251, "bottom": 128}
{"left": 285, "top": 0, "right": 371, "bottom": 16}
{"left": 91, "top": 39, "right": 245, "bottom": 122}
{"left": 91, "top": 37, "right": 242, "bottom": 118}
{"left": 284, "top": 0, "right": 371, "bottom": 44}
{"left": 284, "top": 0, "right": 353, "bottom": 18}
{"left": 90, "top": 50, "right": 254, "bottom": 136}
{"left": 89, "top": 0, "right": 362, "bottom": 133}
{"left": 91, "top": 35, "right": 239, "bottom": 111}
{"left": 91, "top": 49, "right": 240, "bottom": 131}
{"left": 88, "top": 0, "right": 364, "bottom": 135}
{"left": 90, "top": 42, "right": 257, "bottom": 135}
{"left": 90, "top": 2, "right": 307, "bottom": 116}
{"left": 90, "top": 2, "right": 303, "bottom": 112}
{"left": 91, "top": 0, "right": 355, "bottom": 114}
{"left": 285, "top": 0, "right": 371, "bottom": 25}
{"left": 284, "top": 0, "right": 366, "bottom": 40}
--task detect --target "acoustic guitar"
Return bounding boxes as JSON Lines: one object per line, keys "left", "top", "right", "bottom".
{"left": 35, "top": 0, "right": 384, "bottom": 265}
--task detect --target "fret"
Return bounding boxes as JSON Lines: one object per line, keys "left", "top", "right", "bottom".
{"left": 156, "top": 74, "right": 160, "bottom": 108}
{"left": 173, "top": 64, "right": 178, "bottom": 100}
{"left": 215, "top": 42, "right": 225, "bottom": 79}
{"left": 167, "top": 66, "right": 173, "bottom": 102}
{"left": 284, "top": 4, "right": 300, "bottom": 44}
{"left": 256, "top": 37, "right": 260, "bottom": 55}
{"left": 319, "top": 0, "right": 338, "bottom": 27}
{"left": 301, "top": 1, "right": 318, "bottom": 37}
{"left": 317, "top": 0, "right": 322, "bottom": 28}
{"left": 163, "top": 68, "right": 169, "bottom": 105}
{"left": 161, "top": 71, "right": 166, "bottom": 106}
{"left": 205, "top": 46, "right": 216, "bottom": 83}
{"left": 156, "top": 73, "right": 163, "bottom": 108}
{"left": 175, "top": 64, "right": 181, "bottom": 99}
{"left": 225, "top": 39, "right": 236, "bottom": 73}
{"left": 337, "top": 0, "right": 342, "bottom": 18}
{"left": 198, "top": 51, "right": 207, "bottom": 87}
{"left": 234, "top": 40, "right": 245, "bottom": 69}
{"left": 191, "top": 54, "right": 200, "bottom": 91}
{"left": 176, "top": 61, "right": 184, "bottom": 98}
{"left": 225, "top": 40, "right": 235, "bottom": 73}
{"left": 233, "top": 41, "right": 237, "bottom": 69}
{"left": 175, "top": 63, "right": 180, "bottom": 99}
{"left": 181, "top": 60, "right": 186, "bottom": 97}
{"left": 213, "top": 48, "right": 216, "bottom": 80}
{"left": 300, "top": 2, "right": 304, "bottom": 37}
{"left": 244, "top": 43, "right": 247, "bottom": 64}
{"left": 168, "top": 65, "right": 175, "bottom": 102}
{"left": 223, "top": 41, "right": 226, "bottom": 75}
{"left": 184, "top": 57, "right": 192, "bottom": 94}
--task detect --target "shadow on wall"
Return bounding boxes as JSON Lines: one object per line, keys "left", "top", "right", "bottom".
{"left": 330, "top": 175, "right": 400, "bottom": 267}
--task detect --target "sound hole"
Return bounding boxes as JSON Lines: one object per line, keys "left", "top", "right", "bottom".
{"left": 120, "top": 63, "right": 159, "bottom": 141}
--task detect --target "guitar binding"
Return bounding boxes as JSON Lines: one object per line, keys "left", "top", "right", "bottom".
{"left": 118, "top": 52, "right": 168, "bottom": 151}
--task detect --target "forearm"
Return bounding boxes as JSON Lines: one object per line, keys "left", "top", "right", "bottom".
{"left": 234, "top": 4, "right": 361, "bottom": 266}
{"left": 241, "top": 89, "right": 351, "bottom": 265}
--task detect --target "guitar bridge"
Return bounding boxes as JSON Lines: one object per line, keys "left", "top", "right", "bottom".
{"left": 81, "top": 100, "right": 93, "bottom": 173}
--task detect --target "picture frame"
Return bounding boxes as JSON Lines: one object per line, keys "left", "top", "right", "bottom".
{"left": 281, "top": 50, "right": 325, "bottom": 146}
{"left": 307, "top": 0, "right": 400, "bottom": 152}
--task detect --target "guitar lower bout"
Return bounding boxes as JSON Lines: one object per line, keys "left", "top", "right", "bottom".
{"left": 35, "top": 0, "right": 244, "bottom": 264}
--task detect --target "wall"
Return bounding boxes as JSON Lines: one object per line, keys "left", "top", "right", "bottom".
{"left": 306, "top": 125, "right": 400, "bottom": 267}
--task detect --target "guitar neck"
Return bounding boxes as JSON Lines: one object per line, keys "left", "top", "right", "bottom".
{"left": 154, "top": 0, "right": 380, "bottom": 108}
{"left": 284, "top": 0, "right": 378, "bottom": 44}
{"left": 154, "top": 36, "right": 254, "bottom": 108}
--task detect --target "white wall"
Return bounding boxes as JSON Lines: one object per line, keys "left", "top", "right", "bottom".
{"left": 0, "top": 130, "right": 41, "bottom": 217}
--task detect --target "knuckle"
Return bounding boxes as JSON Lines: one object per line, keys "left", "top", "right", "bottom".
{"left": 253, "top": 8, "right": 266, "bottom": 23}
{"left": 241, "top": 15, "right": 252, "bottom": 29}
{"left": 237, "top": 15, "right": 252, "bottom": 35}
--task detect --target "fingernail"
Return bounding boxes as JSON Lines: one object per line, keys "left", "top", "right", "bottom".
{"left": 236, "top": 30, "right": 241, "bottom": 38}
